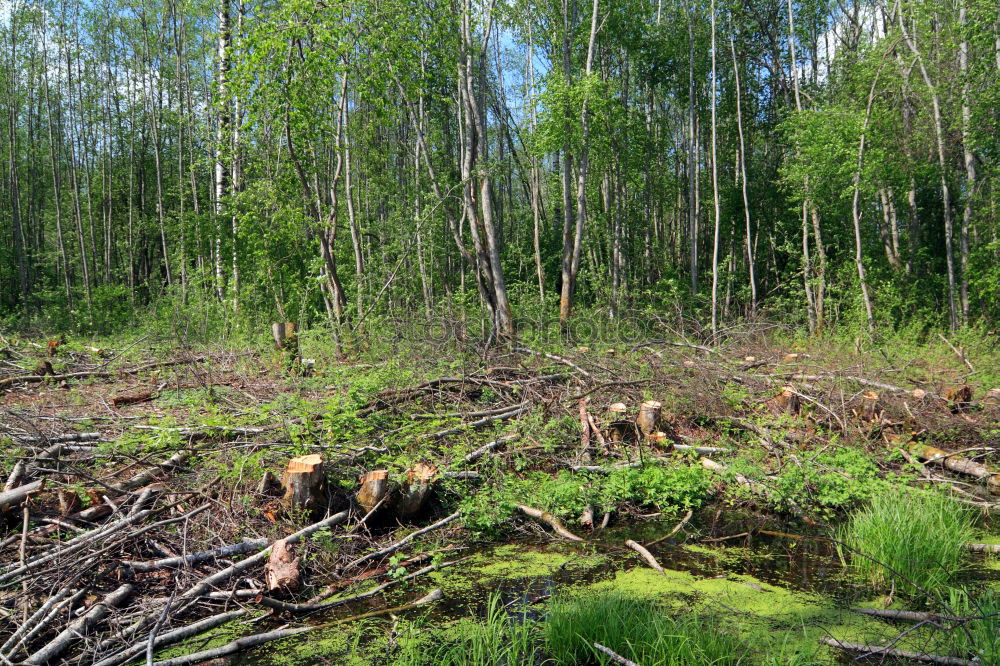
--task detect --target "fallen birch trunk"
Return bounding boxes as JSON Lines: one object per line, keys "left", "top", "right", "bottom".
{"left": 0, "top": 479, "right": 44, "bottom": 513}
{"left": 515, "top": 504, "right": 583, "bottom": 541}
{"left": 594, "top": 643, "right": 642, "bottom": 666}
{"left": 464, "top": 434, "right": 519, "bottom": 463}
{"left": 909, "top": 443, "right": 1000, "bottom": 493}
{"left": 819, "top": 637, "right": 978, "bottom": 666}
{"left": 965, "top": 542, "right": 1000, "bottom": 553}
{"left": 151, "top": 589, "right": 442, "bottom": 666}
{"left": 24, "top": 584, "right": 133, "bottom": 665}
{"left": 122, "top": 539, "right": 269, "bottom": 573}
{"left": 851, "top": 608, "right": 962, "bottom": 623}
{"left": 89, "top": 610, "right": 249, "bottom": 666}
{"left": 625, "top": 539, "right": 665, "bottom": 574}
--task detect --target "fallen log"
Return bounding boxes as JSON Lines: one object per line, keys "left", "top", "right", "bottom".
{"left": 908, "top": 443, "right": 1000, "bottom": 494}
{"left": 122, "top": 539, "right": 269, "bottom": 573}
{"left": 0, "top": 355, "right": 213, "bottom": 392}
{"left": 464, "top": 434, "right": 519, "bottom": 463}
{"left": 24, "top": 584, "right": 133, "bottom": 665}
{"left": 270, "top": 558, "right": 466, "bottom": 613}
{"left": 965, "top": 542, "right": 1000, "bottom": 553}
{"left": 115, "top": 450, "right": 190, "bottom": 493}
{"left": 0, "top": 587, "right": 76, "bottom": 655}
{"left": 0, "top": 479, "right": 44, "bottom": 514}
{"left": 819, "top": 637, "right": 978, "bottom": 666}
{"left": 17, "top": 432, "right": 101, "bottom": 445}
{"left": 151, "top": 589, "right": 442, "bottom": 666}
{"left": 89, "top": 610, "right": 249, "bottom": 666}
{"left": 421, "top": 403, "right": 532, "bottom": 440}
{"left": 340, "top": 510, "right": 460, "bottom": 573}
{"left": 625, "top": 539, "right": 665, "bottom": 574}
{"left": 594, "top": 643, "right": 641, "bottom": 666}
{"left": 515, "top": 504, "right": 584, "bottom": 541}
{"left": 851, "top": 608, "right": 961, "bottom": 623}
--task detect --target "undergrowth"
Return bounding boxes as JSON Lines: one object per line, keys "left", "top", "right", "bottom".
{"left": 838, "top": 488, "right": 975, "bottom": 595}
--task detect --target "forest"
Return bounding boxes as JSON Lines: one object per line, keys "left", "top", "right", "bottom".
{"left": 1, "top": 0, "right": 999, "bottom": 338}
{"left": 3, "top": 0, "right": 1000, "bottom": 665}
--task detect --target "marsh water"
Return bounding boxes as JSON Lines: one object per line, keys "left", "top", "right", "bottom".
{"left": 213, "top": 509, "right": 999, "bottom": 665}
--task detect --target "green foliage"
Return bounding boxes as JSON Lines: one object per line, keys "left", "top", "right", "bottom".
{"left": 771, "top": 447, "right": 887, "bottom": 516}
{"left": 838, "top": 489, "right": 976, "bottom": 595}
{"left": 394, "top": 593, "right": 538, "bottom": 666}
{"left": 945, "top": 588, "right": 1000, "bottom": 665}
{"left": 545, "top": 590, "right": 750, "bottom": 665}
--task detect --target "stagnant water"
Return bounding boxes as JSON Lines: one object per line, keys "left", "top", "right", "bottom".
{"left": 219, "top": 509, "right": 999, "bottom": 665}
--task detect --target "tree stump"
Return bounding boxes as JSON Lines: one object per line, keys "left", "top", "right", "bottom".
{"left": 944, "top": 385, "right": 973, "bottom": 413}
{"left": 356, "top": 470, "right": 389, "bottom": 514}
{"left": 649, "top": 431, "right": 673, "bottom": 452}
{"left": 395, "top": 463, "right": 437, "bottom": 517}
{"left": 280, "top": 455, "right": 327, "bottom": 517}
{"left": 272, "top": 322, "right": 299, "bottom": 371}
{"left": 264, "top": 538, "right": 300, "bottom": 592}
{"left": 859, "top": 391, "right": 880, "bottom": 424}
{"left": 636, "top": 400, "right": 662, "bottom": 437}
{"left": 767, "top": 386, "right": 800, "bottom": 415}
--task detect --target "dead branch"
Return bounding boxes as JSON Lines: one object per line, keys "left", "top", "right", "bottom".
{"left": 122, "top": 539, "right": 269, "bottom": 573}
{"left": 24, "top": 584, "right": 133, "bottom": 665}
{"left": 515, "top": 504, "right": 584, "bottom": 541}
{"left": 625, "top": 539, "right": 665, "bottom": 574}
{"left": 819, "top": 637, "right": 977, "bottom": 666}
{"left": 594, "top": 643, "right": 642, "bottom": 666}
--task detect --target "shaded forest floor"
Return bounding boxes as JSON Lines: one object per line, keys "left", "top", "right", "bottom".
{"left": 1, "top": 327, "right": 999, "bottom": 665}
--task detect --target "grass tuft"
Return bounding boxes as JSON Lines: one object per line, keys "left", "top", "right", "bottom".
{"left": 838, "top": 489, "right": 975, "bottom": 594}
{"left": 545, "top": 590, "right": 749, "bottom": 665}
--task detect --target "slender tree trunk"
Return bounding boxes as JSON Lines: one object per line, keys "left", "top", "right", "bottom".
{"left": 958, "top": 1, "right": 975, "bottom": 323}
{"left": 898, "top": 2, "right": 957, "bottom": 329}
{"left": 730, "top": 34, "right": 757, "bottom": 311}
{"left": 709, "top": 0, "right": 721, "bottom": 336}
{"left": 214, "top": 0, "right": 230, "bottom": 302}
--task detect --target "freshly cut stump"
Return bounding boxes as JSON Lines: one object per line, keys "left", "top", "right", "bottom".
{"left": 636, "top": 400, "right": 662, "bottom": 437}
{"left": 395, "top": 463, "right": 437, "bottom": 517}
{"left": 281, "top": 455, "right": 327, "bottom": 516}
{"left": 357, "top": 470, "right": 389, "bottom": 514}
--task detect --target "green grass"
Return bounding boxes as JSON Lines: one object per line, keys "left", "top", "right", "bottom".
{"left": 394, "top": 593, "right": 539, "bottom": 666}
{"left": 946, "top": 588, "right": 1000, "bottom": 665}
{"left": 838, "top": 489, "right": 975, "bottom": 595}
{"left": 545, "top": 591, "right": 750, "bottom": 665}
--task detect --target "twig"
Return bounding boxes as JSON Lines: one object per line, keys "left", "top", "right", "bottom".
{"left": 645, "top": 509, "right": 694, "bottom": 547}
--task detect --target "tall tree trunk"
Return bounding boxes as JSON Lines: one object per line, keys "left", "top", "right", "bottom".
{"left": 709, "top": 0, "right": 721, "bottom": 335}
{"left": 958, "top": 0, "right": 975, "bottom": 323}
{"left": 730, "top": 34, "right": 757, "bottom": 311}
{"left": 214, "top": 0, "right": 230, "bottom": 302}
{"left": 898, "top": 3, "right": 957, "bottom": 329}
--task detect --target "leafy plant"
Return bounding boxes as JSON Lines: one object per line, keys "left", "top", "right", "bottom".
{"left": 838, "top": 489, "right": 975, "bottom": 594}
